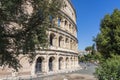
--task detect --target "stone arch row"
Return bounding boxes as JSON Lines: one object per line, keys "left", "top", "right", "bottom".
{"left": 50, "top": 16, "right": 77, "bottom": 37}
{"left": 35, "top": 55, "right": 78, "bottom": 73}
{"left": 58, "top": 17, "right": 76, "bottom": 36}
{"left": 62, "top": 0, "right": 76, "bottom": 22}
{"left": 49, "top": 32, "right": 77, "bottom": 51}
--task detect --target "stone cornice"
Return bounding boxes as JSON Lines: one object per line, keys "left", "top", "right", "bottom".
{"left": 39, "top": 49, "right": 78, "bottom": 56}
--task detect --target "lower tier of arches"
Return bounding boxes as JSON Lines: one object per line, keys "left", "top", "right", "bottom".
{"left": 0, "top": 51, "right": 80, "bottom": 77}
{"left": 31, "top": 54, "right": 79, "bottom": 76}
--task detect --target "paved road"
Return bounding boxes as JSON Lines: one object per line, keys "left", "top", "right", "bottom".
{"left": 77, "top": 62, "right": 97, "bottom": 75}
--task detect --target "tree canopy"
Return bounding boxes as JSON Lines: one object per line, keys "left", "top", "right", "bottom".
{"left": 95, "top": 9, "right": 120, "bottom": 58}
{"left": 85, "top": 46, "right": 92, "bottom": 52}
{"left": 0, "top": 0, "right": 63, "bottom": 70}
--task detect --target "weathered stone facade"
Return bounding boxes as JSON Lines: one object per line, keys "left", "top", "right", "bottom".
{"left": 0, "top": 0, "right": 80, "bottom": 78}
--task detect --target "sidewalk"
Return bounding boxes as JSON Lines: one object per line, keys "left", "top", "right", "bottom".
{"left": 41, "top": 73, "right": 97, "bottom": 80}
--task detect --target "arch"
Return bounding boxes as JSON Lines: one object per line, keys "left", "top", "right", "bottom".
{"left": 64, "top": 20, "right": 67, "bottom": 26}
{"left": 35, "top": 57, "right": 44, "bottom": 73}
{"left": 65, "top": 38, "right": 69, "bottom": 43}
{"left": 59, "top": 36, "right": 64, "bottom": 47}
{"left": 58, "top": 18, "right": 61, "bottom": 27}
{"left": 49, "top": 56, "right": 55, "bottom": 71}
{"left": 50, "top": 33, "right": 56, "bottom": 46}
{"left": 64, "top": 20, "right": 68, "bottom": 30}
{"left": 58, "top": 57, "right": 64, "bottom": 70}
{"left": 65, "top": 38, "right": 69, "bottom": 49}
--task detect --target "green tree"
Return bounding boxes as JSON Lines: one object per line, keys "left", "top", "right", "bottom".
{"left": 85, "top": 46, "right": 92, "bottom": 54}
{"left": 95, "top": 9, "right": 120, "bottom": 58}
{"left": 95, "top": 55, "right": 120, "bottom": 80}
{"left": 91, "top": 43, "right": 96, "bottom": 55}
{"left": 95, "top": 9, "right": 120, "bottom": 80}
{"left": 0, "top": 0, "right": 63, "bottom": 70}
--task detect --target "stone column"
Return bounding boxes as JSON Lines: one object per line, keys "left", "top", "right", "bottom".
{"left": 48, "top": 31, "right": 51, "bottom": 48}
{"left": 44, "top": 55, "right": 49, "bottom": 73}
{"left": 73, "top": 57, "right": 76, "bottom": 68}
{"left": 61, "top": 18, "right": 65, "bottom": 29}
{"left": 63, "top": 36, "right": 66, "bottom": 48}
{"left": 42, "top": 58, "right": 46, "bottom": 73}
{"left": 71, "top": 40, "right": 73, "bottom": 50}
{"left": 68, "top": 57, "right": 71, "bottom": 69}
{"left": 69, "top": 24, "right": 71, "bottom": 33}
{"left": 73, "top": 41, "right": 75, "bottom": 50}
{"left": 67, "top": 21, "right": 69, "bottom": 31}
{"left": 31, "top": 59, "right": 36, "bottom": 76}
{"left": 70, "top": 57, "right": 73, "bottom": 69}
{"left": 77, "top": 57, "right": 79, "bottom": 67}
{"left": 53, "top": 36, "right": 57, "bottom": 47}
{"left": 66, "top": 38, "right": 70, "bottom": 49}
{"left": 76, "top": 57, "right": 79, "bottom": 67}
{"left": 63, "top": 57, "right": 66, "bottom": 70}
{"left": 56, "top": 34, "right": 59, "bottom": 48}
{"left": 71, "top": 57, "right": 74, "bottom": 68}
{"left": 55, "top": 54, "right": 59, "bottom": 72}
{"left": 68, "top": 38, "right": 70, "bottom": 50}
{"left": 70, "top": 39, "right": 72, "bottom": 50}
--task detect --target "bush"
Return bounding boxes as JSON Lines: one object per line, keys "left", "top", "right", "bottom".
{"left": 95, "top": 55, "right": 120, "bottom": 80}
{"left": 79, "top": 52, "right": 102, "bottom": 63}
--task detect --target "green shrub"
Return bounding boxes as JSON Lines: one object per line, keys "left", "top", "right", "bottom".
{"left": 79, "top": 52, "right": 102, "bottom": 63}
{"left": 95, "top": 55, "right": 120, "bottom": 80}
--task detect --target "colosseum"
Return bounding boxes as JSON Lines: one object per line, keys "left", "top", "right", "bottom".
{"left": 0, "top": 0, "right": 80, "bottom": 78}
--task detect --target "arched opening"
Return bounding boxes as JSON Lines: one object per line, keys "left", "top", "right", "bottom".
{"left": 58, "top": 18, "right": 61, "bottom": 27}
{"left": 49, "top": 56, "right": 55, "bottom": 71}
{"left": 59, "top": 36, "right": 63, "bottom": 47}
{"left": 65, "top": 20, "right": 67, "bottom": 26}
{"left": 65, "top": 38, "right": 69, "bottom": 49}
{"left": 64, "top": 20, "right": 68, "bottom": 30}
{"left": 50, "top": 33, "right": 56, "bottom": 46}
{"left": 59, "top": 57, "right": 63, "bottom": 70}
{"left": 35, "top": 57, "right": 44, "bottom": 73}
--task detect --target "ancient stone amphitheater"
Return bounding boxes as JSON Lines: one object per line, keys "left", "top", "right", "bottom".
{"left": 0, "top": 0, "right": 80, "bottom": 78}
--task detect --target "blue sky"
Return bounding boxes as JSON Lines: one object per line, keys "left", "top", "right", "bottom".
{"left": 71, "top": 0, "right": 120, "bottom": 50}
